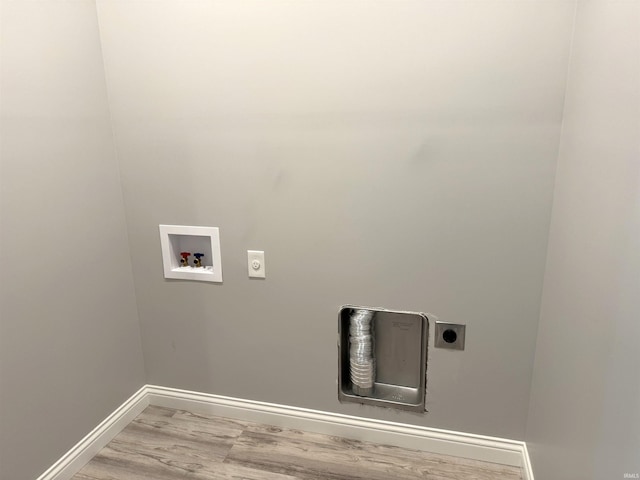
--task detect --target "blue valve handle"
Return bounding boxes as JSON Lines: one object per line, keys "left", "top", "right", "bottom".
{"left": 193, "top": 252, "right": 205, "bottom": 267}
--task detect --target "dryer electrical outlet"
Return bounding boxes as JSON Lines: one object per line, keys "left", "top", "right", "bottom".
{"left": 434, "top": 322, "right": 466, "bottom": 350}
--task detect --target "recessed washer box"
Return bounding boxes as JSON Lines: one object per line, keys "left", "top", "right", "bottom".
{"left": 159, "top": 225, "right": 222, "bottom": 282}
{"left": 338, "top": 305, "right": 429, "bottom": 412}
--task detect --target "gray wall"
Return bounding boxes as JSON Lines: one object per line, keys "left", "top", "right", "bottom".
{"left": 0, "top": 2, "right": 146, "bottom": 479}
{"left": 96, "top": 0, "right": 575, "bottom": 440}
{"left": 526, "top": 1, "right": 640, "bottom": 478}
{"left": 5, "top": 2, "right": 636, "bottom": 478}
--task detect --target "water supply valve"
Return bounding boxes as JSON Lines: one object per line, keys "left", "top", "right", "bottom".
{"left": 179, "top": 252, "right": 191, "bottom": 267}
{"left": 193, "top": 253, "right": 205, "bottom": 268}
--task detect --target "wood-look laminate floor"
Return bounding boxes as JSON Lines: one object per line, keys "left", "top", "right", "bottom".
{"left": 72, "top": 406, "right": 523, "bottom": 480}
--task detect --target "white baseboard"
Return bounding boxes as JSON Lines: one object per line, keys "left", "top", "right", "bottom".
{"left": 38, "top": 384, "right": 534, "bottom": 480}
{"left": 35, "top": 386, "right": 149, "bottom": 480}
{"left": 521, "top": 443, "right": 535, "bottom": 480}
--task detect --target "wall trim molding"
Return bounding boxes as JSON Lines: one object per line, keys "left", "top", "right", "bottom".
{"left": 35, "top": 385, "right": 149, "bottom": 480}
{"left": 37, "top": 384, "right": 534, "bottom": 480}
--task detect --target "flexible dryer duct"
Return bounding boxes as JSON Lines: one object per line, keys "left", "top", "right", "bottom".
{"left": 349, "top": 309, "right": 376, "bottom": 396}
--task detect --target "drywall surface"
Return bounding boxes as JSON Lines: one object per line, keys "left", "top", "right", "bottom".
{"left": 0, "top": 2, "right": 146, "bottom": 479}
{"left": 97, "top": 0, "right": 575, "bottom": 439}
{"left": 526, "top": 1, "right": 640, "bottom": 478}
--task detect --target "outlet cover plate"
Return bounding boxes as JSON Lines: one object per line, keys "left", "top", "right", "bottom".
{"left": 247, "top": 250, "right": 265, "bottom": 278}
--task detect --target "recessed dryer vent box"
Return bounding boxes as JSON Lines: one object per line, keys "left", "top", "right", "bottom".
{"left": 159, "top": 225, "right": 222, "bottom": 282}
{"left": 338, "top": 305, "right": 428, "bottom": 412}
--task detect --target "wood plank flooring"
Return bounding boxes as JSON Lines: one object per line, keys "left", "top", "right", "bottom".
{"left": 72, "top": 406, "right": 523, "bottom": 480}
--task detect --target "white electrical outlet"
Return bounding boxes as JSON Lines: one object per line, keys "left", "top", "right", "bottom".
{"left": 247, "top": 250, "right": 265, "bottom": 278}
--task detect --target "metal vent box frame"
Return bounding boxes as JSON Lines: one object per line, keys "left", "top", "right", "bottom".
{"left": 338, "top": 305, "right": 429, "bottom": 412}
